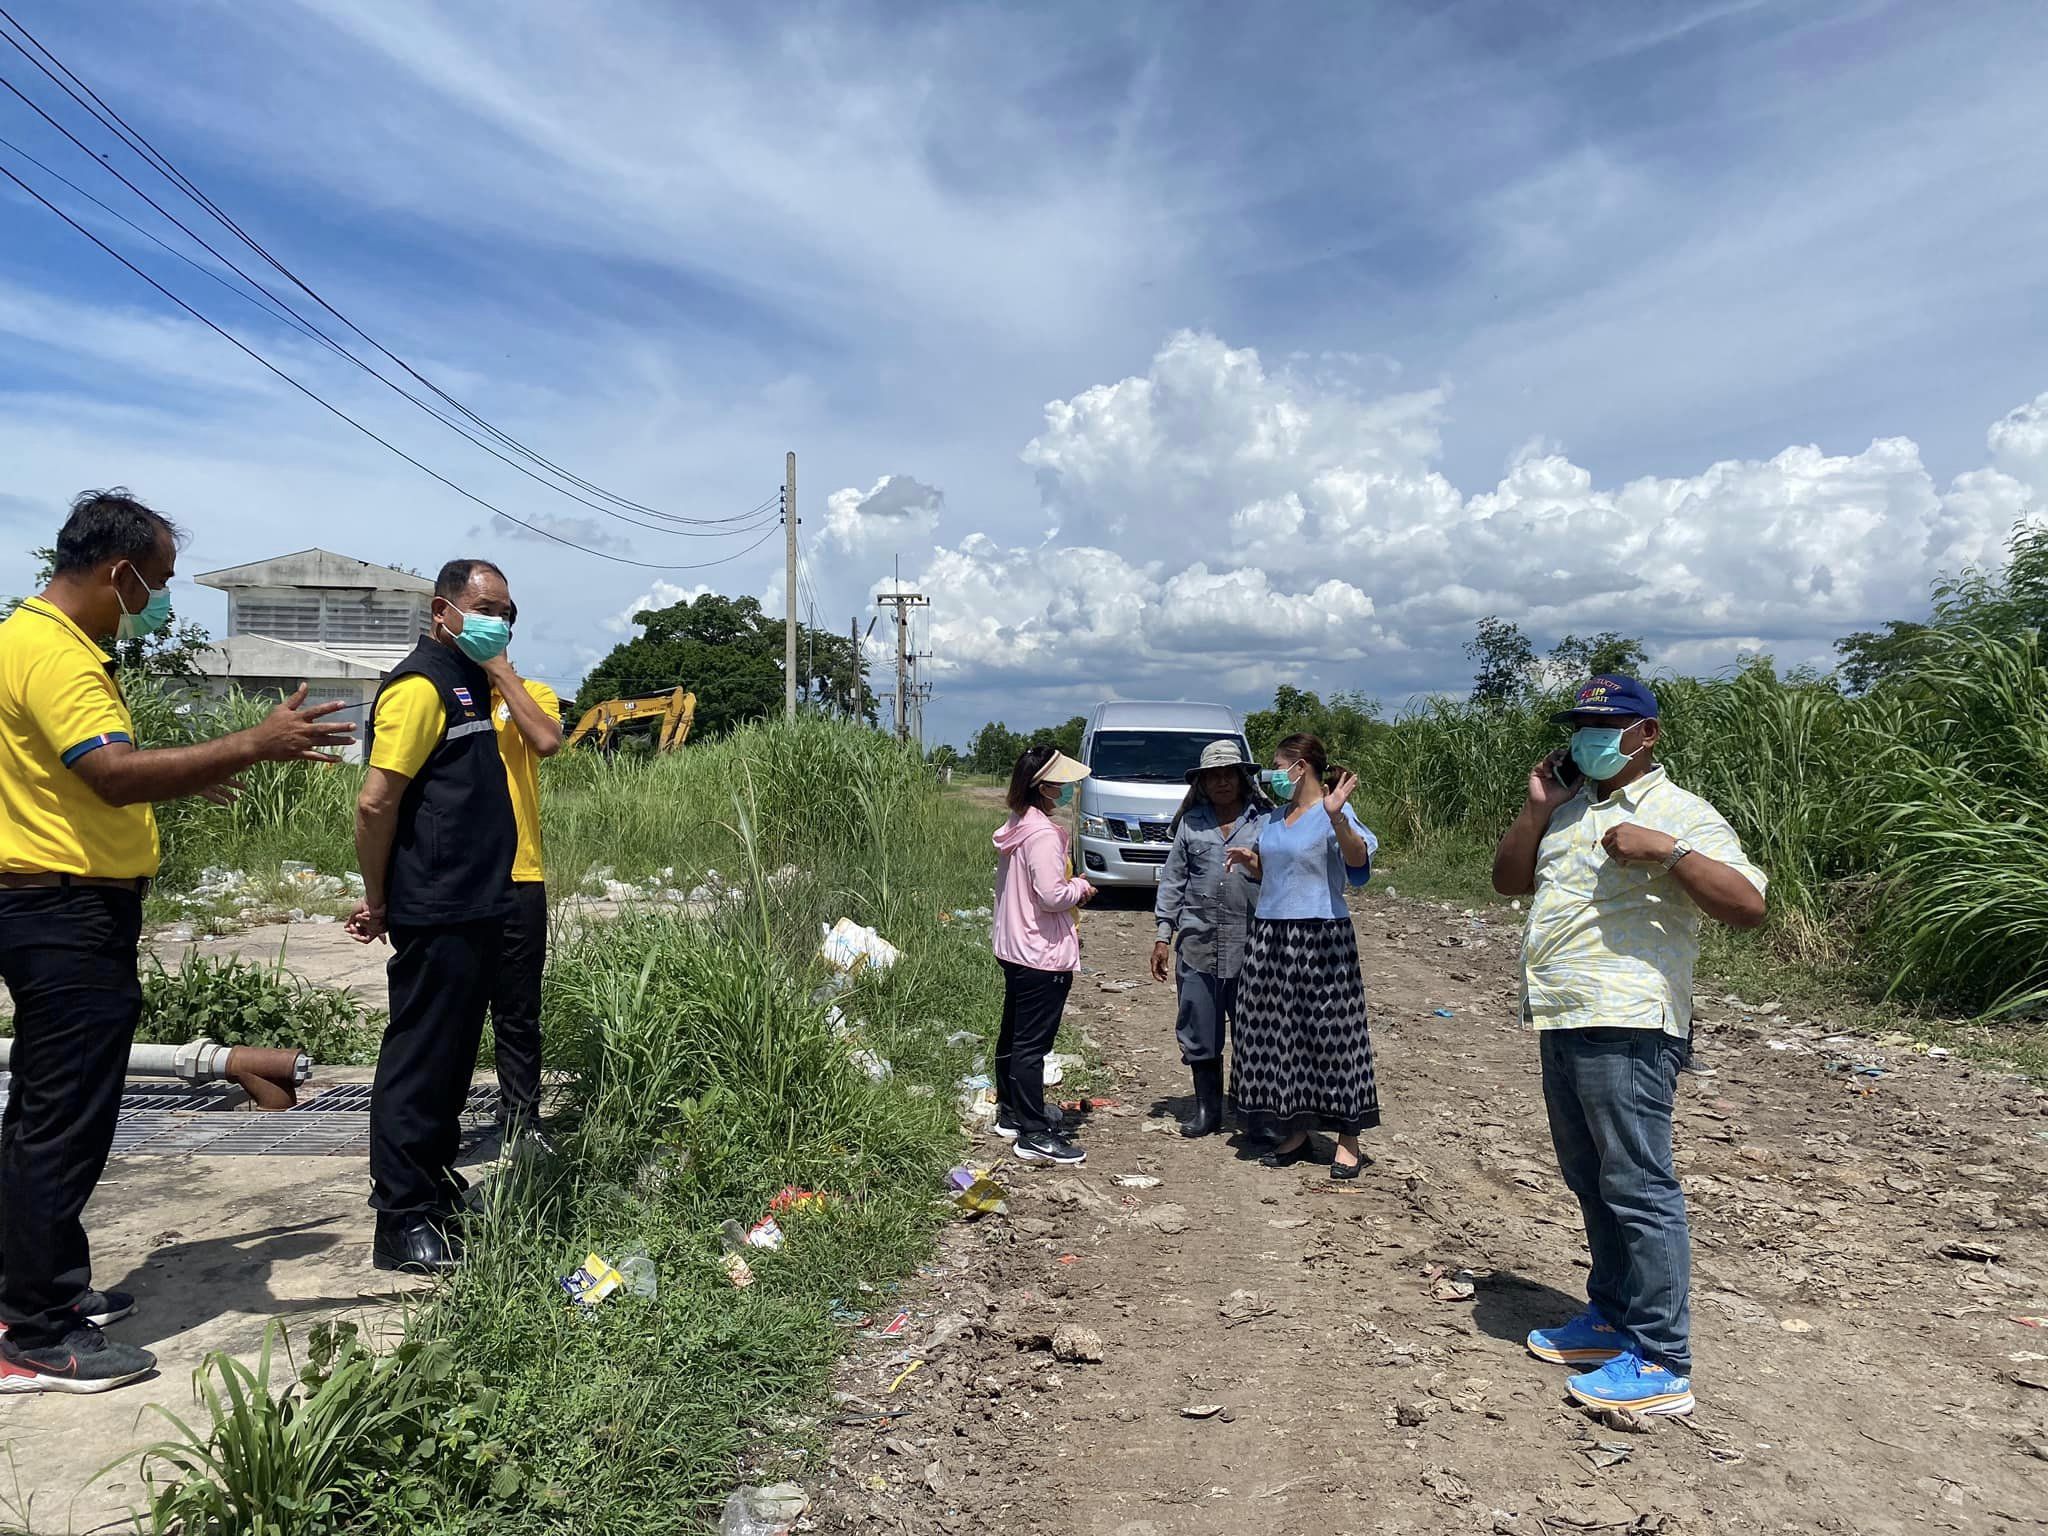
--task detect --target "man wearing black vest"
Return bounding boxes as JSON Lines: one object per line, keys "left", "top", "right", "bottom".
{"left": 347, "top": 558, "right": 517, "bottom": 1273}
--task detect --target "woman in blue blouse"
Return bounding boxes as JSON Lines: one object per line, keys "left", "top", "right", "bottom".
{"left": 1224, "top": 732, "right": 1381, "bottom": 1180}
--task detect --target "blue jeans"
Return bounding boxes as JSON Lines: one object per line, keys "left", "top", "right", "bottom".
{"left": 1540, "top": 1027, "right": 1692, "bottom": 1374}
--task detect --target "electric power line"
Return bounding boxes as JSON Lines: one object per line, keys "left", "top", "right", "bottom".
{"left": 0, "top": 159, "right": 786, "bottom": 573}
{"left": 0, "top": 11, "right": 767, "bottom": 533}
{"left": 0, "top": 81, "right": 774, "bottom": 542}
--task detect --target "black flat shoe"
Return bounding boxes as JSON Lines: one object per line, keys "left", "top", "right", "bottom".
{"left": 1258, "top": 1138, "right": 1317, "bottom": 1169}
{"left": 1330, "top": 1154, "right": 1369, "bottom": 1182}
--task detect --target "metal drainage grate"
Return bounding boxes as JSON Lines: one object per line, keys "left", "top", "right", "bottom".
{"left": 105, "top": 1081, "right": 502, "bottom": 1157}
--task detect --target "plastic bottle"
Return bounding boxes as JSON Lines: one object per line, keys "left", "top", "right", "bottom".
{"left": 617, "top": 1252, "right": 657, "bottom": 1300}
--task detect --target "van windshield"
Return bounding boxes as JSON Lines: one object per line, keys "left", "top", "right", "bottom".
{"left": 1088, "top": 730, "right": 1243, "bottom": 784}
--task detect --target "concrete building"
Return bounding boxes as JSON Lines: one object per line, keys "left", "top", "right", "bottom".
{"left": 192, "top": 550, "right": 432, "bottom": 758}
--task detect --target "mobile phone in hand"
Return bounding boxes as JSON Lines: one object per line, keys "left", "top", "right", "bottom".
{"left": 1550, "top": 750, "right": 1582, "bottom": 789}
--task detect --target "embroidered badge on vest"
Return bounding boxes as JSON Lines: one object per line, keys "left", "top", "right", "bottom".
{"left": 453, "top": 686, "right": 475, "bottom": 710}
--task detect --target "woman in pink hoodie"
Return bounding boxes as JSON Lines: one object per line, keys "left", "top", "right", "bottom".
{"left": 991, "top": 745, "right": 1096, "bottom": 1166}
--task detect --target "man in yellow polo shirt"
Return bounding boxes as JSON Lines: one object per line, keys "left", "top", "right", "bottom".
{"left": 482, "top": 599, "right": 563, "bottom": 1150}
{"left": 0, "top": 489, "right": 353, "bottom": 1394}
{"left": 346, "top": 559, "right": 518, "bottom": 1274}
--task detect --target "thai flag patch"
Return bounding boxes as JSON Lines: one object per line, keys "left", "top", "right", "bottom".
{"left": 453, "top": 687, "right": 475, "bottom": 709}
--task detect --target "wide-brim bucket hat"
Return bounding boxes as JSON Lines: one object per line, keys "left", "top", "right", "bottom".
{"left": 1184, "top": 738, "right": 1257, "bottom": 783}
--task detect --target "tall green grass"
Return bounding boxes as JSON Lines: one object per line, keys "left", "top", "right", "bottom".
{"left": 1352, "top": 628, "right": 2048, "bottom": 1019}
{"left": 139, "top": 717, "right": 1007, "bottom": 1533}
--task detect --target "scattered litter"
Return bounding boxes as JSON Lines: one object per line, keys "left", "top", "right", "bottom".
{"left": 1766, "top": 1040, "right": 1796, "bottom": 1051}
{"left": 1268, "top": 1216, "right": 1311, "bottom": 1230}
{"left": 819, "top": 918, "right": 900, "bottom": 975}
{"left": 1779, "top": 1319, "right": 1814, "bottom": 1334}
{"left": 1114, "top": 1174, "right": 1162, "bottom": 1189}
{"left": 2010, "top": 1351, "right": 2048, "bottom": 1363}
{"left": 826, "top": 1302, "right": 867, "bottom": 1327}
{"left": 746, "top": 1217, "right": 786, "bottom": 1251}
{"left": 1424, "top": 1266, "right": 1478, "bottom": 1303}
{"left": 1181, "top": 1403, "right": 1226, "bottom": 1419}
{"left": 956, "top": 1074, "right": 998, "bottom": 1121}
{"left": 945, "top": 1031, "right": 978, "bottom": 1048}
{"left": 717, "top": 1482, "right": 809, "bottom": 1536}
{"left": 561, "top": 1252, "right": 636, "bottom": 1308}
{"left": 1433, "top": 1008, "right": 1455, "bottom": 1019}
{"left": 1051, "top": 1323, "right": 1104, "bottom": 1364}
{"left": 1580, "top": 1404, "right": 1657, "bottom": 1434}
{"left": 887, "top": 1360, "right": 923, "bottom": 1393}
{"left": 2013, "top": 1316, "right": 2047, "bottom": 1329}
{"left": 719, "top": 1253, "right": 755, "bottom": 1288}
{"left": 1941, "top": 1240, "right": 2003, "bottom": 1263}
{"left": 1098, "top": 979, "right": 1139, "bottom": 994}
{"left": 847, "top": 1047, "right": 893, "bottom": 1081}
{"left": 873, "top": 1310, "right": 912, "bottom": 1339}
{"left": 1582, "top": 1441, "right": 1635, "bottom": 1470}
{"left": 952, "top": 1172, "right": 1009, "bottom": 1218}
{"left": 1421, "top": 1466, "right": 1474, "bottom": 1506}
{"left": 2009, "top": 1371, "right": 2048, "bottom": 1392}
{"left": 1219, "top": 1289, "right": 1277, "bottom": 1327}
{"left": 769, "top": 1187, "right": 826, "bottom": 1215}
{"left": 1926, "top": 1045, "right": 1952, "bottom": 1060}
{"left": 1042, "top": 1057, "right": 1065, "bottom": 1088}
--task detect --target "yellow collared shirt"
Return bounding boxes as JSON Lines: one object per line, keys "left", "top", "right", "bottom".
{"left": 0, "top": 597, "right": 159, "bottom": 878}
{"left": 1519, "top": 765, "right": 1765, "bottom": 1036}
{"left": 493, "top": 678, "right": 558, "bottom": 883}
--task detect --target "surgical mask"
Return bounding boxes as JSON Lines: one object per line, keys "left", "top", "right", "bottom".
{"left": 1570, "top": 725, "right": 1642, "bottom": 782}
{"left": 114, "top": 566, "right": 173, "bottom": 641}
{"left": 1264, "top": 766, "right": 1298, "bottom": 800}
{"left": 448, "top": 608, "right": 511, "bottom": 664}
{"left": 1050, "top": 782, "right": 1075, "bottom": 808}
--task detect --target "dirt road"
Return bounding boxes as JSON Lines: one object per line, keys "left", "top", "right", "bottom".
{"left": 816, "top": 888, "right": 2048, "bottom": 1535}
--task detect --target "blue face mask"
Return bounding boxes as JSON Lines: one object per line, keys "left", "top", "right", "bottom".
{"left": 1570, "top": 725, "right": 1642, "bottom": 783}
{"left": 1051, "top": 782, "right": 1075, "bottom": 808}
{"left": 114, "top": 566, "right": 173, "bottom": 641}
{"left": 449, "top": 608, "right": 512, "bottom": 664}
{"left": 1264, "top": 766, "right": 1298, "bottom": 800}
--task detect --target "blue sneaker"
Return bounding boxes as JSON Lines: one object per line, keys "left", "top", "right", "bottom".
{"left": 1566, "top": 1350, "right": 1694, "bottom": 1417}
{"left": 1526, "top": 1308, "right": 1626, "bottom": 1365}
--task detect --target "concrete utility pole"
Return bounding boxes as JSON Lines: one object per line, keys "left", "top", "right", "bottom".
{"left": 783, "top": 450, "right": 798, "bottom": 720}
{"left": 876, "top": 584, "right": 928, "bottom": 743}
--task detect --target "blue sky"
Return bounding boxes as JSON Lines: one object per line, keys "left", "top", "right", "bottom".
{"left": 2, "top": 0, "right": 2045, "bottom": 743}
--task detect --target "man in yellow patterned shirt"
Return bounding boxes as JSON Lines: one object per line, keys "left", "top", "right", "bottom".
{"left": 1492, "top": 674, "right": 1765, "bottom": 1420}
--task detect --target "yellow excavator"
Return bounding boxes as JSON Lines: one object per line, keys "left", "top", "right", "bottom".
{"left": 564, "top": 688, "right": 697, "bottom": 754}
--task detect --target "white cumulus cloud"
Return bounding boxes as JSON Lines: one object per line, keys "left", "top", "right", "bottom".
{"left": 821, "top": 474, "right": 946, "bottom": 554}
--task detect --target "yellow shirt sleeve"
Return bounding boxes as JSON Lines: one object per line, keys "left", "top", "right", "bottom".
{"left": 27, "top": 645, "right": 136, "bottom": 766}
{"left": 368, "top": 675, "right": 446, "bottom": 778}
{"left": 524, "top": 678, "right": 561, "bottom": 721}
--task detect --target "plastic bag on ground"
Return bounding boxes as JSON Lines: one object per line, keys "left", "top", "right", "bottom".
{"left": 718, "top": 1482, "right": 808, "bottom": 1535}
{"left": 819, "top": 918, "right": 901, "bottom": 975}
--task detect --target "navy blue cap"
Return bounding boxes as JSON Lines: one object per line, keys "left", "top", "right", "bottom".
{"left": 1550, "top": 674, "right": 1659, "bottom": 724}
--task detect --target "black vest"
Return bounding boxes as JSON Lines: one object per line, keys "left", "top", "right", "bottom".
{"left": 368, "top": 638, "right": 516, "bottom": 928}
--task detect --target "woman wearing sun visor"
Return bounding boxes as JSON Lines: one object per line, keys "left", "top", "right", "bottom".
{"left": 990, "top": 746, "right": 1096, "bottom": 1167}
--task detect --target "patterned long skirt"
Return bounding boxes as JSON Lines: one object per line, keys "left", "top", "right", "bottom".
{"left": 1230, "top": 916, "right": 1379, "bottom": 1138}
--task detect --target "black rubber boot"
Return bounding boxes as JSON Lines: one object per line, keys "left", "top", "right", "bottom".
{"left": 1180, "top": 1061, "right": 1225, "bottom": 1138}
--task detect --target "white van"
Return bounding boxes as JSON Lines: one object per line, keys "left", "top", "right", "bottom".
{"left": 1075, "top": 701, "right": 1252, "bottom": 888}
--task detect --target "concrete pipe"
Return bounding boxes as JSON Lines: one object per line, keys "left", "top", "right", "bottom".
{"left": 0, "top": 1037, "right": 312, "bottom": 1110}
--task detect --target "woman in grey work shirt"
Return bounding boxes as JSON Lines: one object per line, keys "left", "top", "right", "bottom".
{"left": 1150, "top": 740, "right": 1269, "bottom": 1138}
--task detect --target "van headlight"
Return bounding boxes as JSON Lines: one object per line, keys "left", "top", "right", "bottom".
{"left": 1081, "top": 815, "right": 1110, "bottom": 839}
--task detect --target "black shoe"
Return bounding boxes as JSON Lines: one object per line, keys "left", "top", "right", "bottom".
{"left": 995, "top": 1103, "right": 1063, "bottom": 1142}
{"left": 1258, "top": 1136, "right": 1319, "bottom": 1169}
{"left": 1330, "top": 1152, "right": 1370, "bottom": 1182}
{"left": 373, "top": 1216, "right": 464, "bottom": 1274}
{"left": 1180, "top": 1062, "right": 1225, "bottom": 1138}
{"left": 77, "top": 1289, "right": 135, "bottom": 1327}
{"left": 0, "top": 1322, "right": 155, "bottom": 1395}
{"left": 1012, "top": 1131, "right": 1087, "bottom": 1166}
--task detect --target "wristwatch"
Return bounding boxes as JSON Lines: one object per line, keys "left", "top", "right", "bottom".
{"left": 1660, "top": 839, "right": 1695, "bottom": 872}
